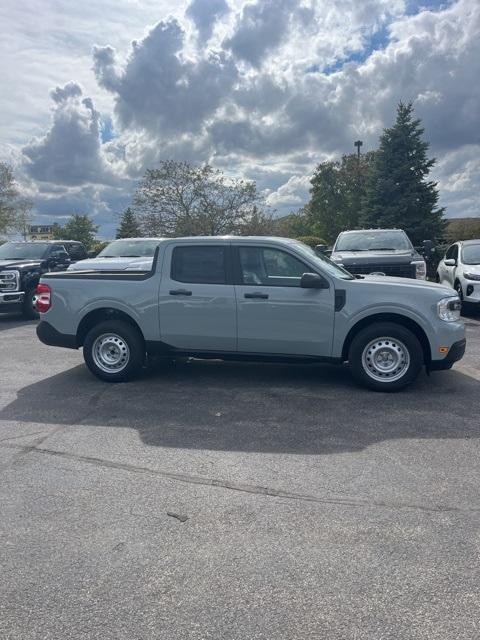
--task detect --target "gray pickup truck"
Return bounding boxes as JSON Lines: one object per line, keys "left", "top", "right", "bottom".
{"left": 36, "top": 236, "right": 466, "bottom": 391}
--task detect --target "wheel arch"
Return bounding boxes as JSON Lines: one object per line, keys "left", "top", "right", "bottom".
{"left": 76, "top": 307, "right": 145, "bottom": 347}
{"left": 341, "top": 313, "right": 432, "bottom": 365}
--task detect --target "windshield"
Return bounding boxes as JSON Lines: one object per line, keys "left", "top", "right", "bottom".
{"left": 0, "top": 242, "right": 49, "bottom": 260}
{"left": 462, "top": 244, "right": 480, "bottom": 265}
{"left": 289, "top": 240, "right": 355, "bottom": 280}
{"left": 335, "top": 230, "right": 411, "bottom": 252}
{"left": 98, "top": 240, "right": 160, "bottom": 258}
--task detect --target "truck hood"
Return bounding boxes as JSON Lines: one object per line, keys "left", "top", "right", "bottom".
{"left": 332, "top": 250, "right": 418, "bottom": 264}
{"left": 68, "top": 256, "right": 153, "bottom": 271}
{"left": 0, "top": 259, "right": 43, "bottom": 270}
{"left": 357, "top": 274, "right": 454, "bottom": 297}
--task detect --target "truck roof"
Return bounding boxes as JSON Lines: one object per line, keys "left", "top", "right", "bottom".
{"left": 337, "top": 229, "right": 402, "bottom": 234}
{"left": 155, "top": 236, "right": 300, "bottom": 245}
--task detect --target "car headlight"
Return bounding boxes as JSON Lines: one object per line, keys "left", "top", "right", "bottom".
{"left": 412, "top": 260, "right": 427, "bottom": 280}
{"left": 437, "top": 296, "right": 462, "bottom": 322}
{"left": 463, "top": 272, "right": 480, "bottom": 281}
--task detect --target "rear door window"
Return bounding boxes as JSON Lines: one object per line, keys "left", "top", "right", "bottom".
{"left": 171, "top": 246, "right": 227, "bottom": 284}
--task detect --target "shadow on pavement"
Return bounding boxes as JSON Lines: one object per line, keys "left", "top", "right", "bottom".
{"left": 0, "top": 314, "right": 37, "bottom": 332}
{"left": 1, "top": 358, "right": 479, "bottom": 455}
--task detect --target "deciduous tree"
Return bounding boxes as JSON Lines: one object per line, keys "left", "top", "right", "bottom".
{"left": 133, "top": 161, "right": 270, "bottom": 237}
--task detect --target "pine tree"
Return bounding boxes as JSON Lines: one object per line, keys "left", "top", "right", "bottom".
{"left": 361, "top": 102, "right": 445, "bottom": 244}
{"left": 116, "top": 207, "right": 141, "bottom": 239}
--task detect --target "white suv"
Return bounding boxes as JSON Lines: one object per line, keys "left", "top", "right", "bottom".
{"left": 436, "top": 240, "right": 480, "bottom": 305}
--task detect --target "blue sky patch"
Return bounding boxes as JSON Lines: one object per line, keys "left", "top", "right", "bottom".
{"left": 100, "top": 115, "right": 115, "bottom": 143}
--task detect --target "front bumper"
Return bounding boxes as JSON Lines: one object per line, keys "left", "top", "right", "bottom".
{"left": 462, "top": 280, "right": 480, "bottom": 304}
{"left": 429, "top": 338, "right": 466, "bottom": 371}
{"left": 0, "top": 291, "right": 24, "bottom": 313}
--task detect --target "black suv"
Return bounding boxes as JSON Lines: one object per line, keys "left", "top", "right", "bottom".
{"left": 0, "top": 240, "right": 87, "bottom": 318}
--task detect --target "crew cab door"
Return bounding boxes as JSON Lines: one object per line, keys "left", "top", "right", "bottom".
{"left": 233, "top": 244, "right": 335, "bottom": 356}
{"left": 158, "top": 243, "right": 236, "bottom": 351}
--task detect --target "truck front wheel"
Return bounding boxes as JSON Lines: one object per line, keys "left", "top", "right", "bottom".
{"left": 348, "top": 322, "right": 423, "bottom": 391}
{"left": 83, "top": 320, "right": 145, "bottom": 382}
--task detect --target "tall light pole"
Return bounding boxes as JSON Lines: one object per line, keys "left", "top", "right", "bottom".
{"left": 354, "top": 140, "right": 363, "bottom": 161}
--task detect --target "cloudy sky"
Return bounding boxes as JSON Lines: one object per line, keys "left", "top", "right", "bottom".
{"left": 0, "top": 0, "right": 479, "bottom": 237}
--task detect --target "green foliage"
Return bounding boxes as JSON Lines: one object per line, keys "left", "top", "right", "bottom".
{"left": 295, "top": 235, "right": 327, "bottom": 249}
{"left": 307, "top": 152, "right": 377, "bottom": 243}
{"left": 275, "top": 208, "right": 312, "bottom": 238}
{"left": 90, "top": 241, "right": 110, "bottom": 256}
{"left": 52, "top": 214, "right": 99, "bottom": 250}
{"left": 0, "top": 162, "right": 19, "bottom": 234}
{"left": 361, "top": 102, "right": 445, "bottom": 244}
{"left": 116, "top": 207, "right": 142, "bottom": 239}
{"left": 446, "top": 218, "right": 480, "bottom": 242}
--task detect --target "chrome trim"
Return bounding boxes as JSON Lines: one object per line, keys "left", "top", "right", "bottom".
{"left": 0, "top": 291, "right": 24, "bottom": 304}
{"left": 0, "top": 270, "right": 20, "bottom": 292}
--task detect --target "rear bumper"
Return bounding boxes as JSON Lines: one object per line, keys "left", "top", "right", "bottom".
{"left": 37, "top": 320, "right": 78, "bottom": 349}
{"left": 0, "top": 291, "right": 24, "bottom": 313}
{"left": 429, "top": 338, "right": 466, "bottom": 371}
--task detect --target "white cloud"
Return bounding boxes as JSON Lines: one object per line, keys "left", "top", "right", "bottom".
{"left": 0, "top": 0, "right": 478, "bottom": 236}
{"left": 22, "top": 83, "right": 121, "bottom": 187}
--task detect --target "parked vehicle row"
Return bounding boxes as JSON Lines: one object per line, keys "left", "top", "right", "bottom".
{"left": 0, "top": 238, "right": 162, "bottom": 318}
{"left": 36, "top": 236, "right": 465, "bottom": 391}
{"left": 0, "top": 240, "right": 86, "bottom": 318}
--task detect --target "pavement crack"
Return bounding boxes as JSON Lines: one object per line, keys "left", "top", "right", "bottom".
{"left": 1, "top": 442, "right": 477, "bottom": 515}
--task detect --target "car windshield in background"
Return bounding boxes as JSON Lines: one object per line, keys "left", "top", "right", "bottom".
{"left": 98, "top": 240, "right": 160, "bottom": 258}
{"left": 0, "top": 242, "right": 49, "bottom": 260}
{"left": 290, "top": 241, "right": 355, "bottom": 280}
{"left": 462, "top": 244, "right": 480, "bottom": 265}
{"left": 335, "top": 231, "right": 411, "bottom": 251}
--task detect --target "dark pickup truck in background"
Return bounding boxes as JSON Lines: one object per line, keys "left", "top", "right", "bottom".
{"left": 0, "top": 240, "right": 87, "bottom": 318}
{"left": 325, "top": 229, "right": 434, "bottom": 280}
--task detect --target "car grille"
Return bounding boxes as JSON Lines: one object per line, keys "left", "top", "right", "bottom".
{"left": 0, "top": 270, "right": 20, "bottom": 292}
{"left": 345, "top": 263, "right": 416, "bottom": 278}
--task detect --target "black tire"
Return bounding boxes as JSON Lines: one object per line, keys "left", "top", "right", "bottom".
{"left": 348, "top": 322, "right": 423, "bottom": 392}
{"left": 22, "top": 287, "right": 39, "bottom": 320}
{"left": 83, "top": 320, "right": 145, "bottom": 382}
{"left": 454, "top": 280, "right": 464, "bottom": 302}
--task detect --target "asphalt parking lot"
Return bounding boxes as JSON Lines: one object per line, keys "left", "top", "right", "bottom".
{"left": 1, "top": 311, "right": 480, "bottom": 640}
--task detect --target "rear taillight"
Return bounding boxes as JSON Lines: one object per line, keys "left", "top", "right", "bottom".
{"left": 36, "top": 283, "right": 51, "bottom": 313}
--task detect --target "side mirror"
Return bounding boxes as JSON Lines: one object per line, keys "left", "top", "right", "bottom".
{"left": 444, "top": 258, "right": 456, "bottom": 267}
{"left": 50, "top": 252, "right": 70, "bottom": 266}
{"left": 300, "top": 272, "right": 329, "bottom": 289}
{"left": 315, "top": 244, "right": 328, "bottom": 254}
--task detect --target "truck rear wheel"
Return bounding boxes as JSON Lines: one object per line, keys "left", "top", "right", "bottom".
{"left": 83, "top": 320, "right": 145, "bottom": 382}
{"left": 348, "top": 322, "right": 423, "bottom": 391}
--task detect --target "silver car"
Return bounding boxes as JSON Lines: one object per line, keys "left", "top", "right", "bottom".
{"left": 67, "top": 238, "right": 163, "bottom": 272}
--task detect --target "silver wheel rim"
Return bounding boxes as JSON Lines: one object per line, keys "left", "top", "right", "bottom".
{"left": 92, "top": 333, "right": 130, "bottom": 374}
{"left": 361, "top": 336, "right": 410, "bottom": 383}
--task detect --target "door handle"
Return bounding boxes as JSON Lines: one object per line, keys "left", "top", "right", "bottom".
{"left": 169, "top": 289, "right": 192, "bottom": 296}
{"left": 244, "top": 292, "right": 269, "bottom": 299}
